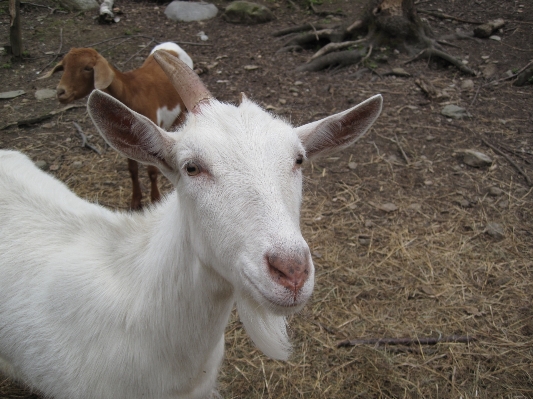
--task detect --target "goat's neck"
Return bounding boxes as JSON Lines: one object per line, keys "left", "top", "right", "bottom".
{"left": 103, "top": 66, "right": 135, "bottom": 103}
{"left": 112, "top": 194, "right": 234, "bottom": 339}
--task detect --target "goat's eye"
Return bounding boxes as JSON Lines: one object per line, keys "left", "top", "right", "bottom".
{"left": 185, "top": 162, "right": 201, "bottom": 176}
{"left": 84, "top": 66, "right": 93, "bottom": 72}
{"left": 295, "top": 154, "right": 304, "bottom": 166}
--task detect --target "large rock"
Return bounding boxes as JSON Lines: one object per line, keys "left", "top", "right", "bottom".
{"left": 222, "top": 1, "right": 274, "bottom": 25}
{"left": 58, "top": 0, "right": 99, "bottom": 11}
{"left": 165, "top": 1, "right": 218, "bottom": 22}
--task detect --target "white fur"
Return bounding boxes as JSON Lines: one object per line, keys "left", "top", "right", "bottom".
{"left": 157, "top": 103, "right": 183, "bottom": 130}
{"left": 151, "top": 42, "right": 194, "bottom": 70}
{"left": 0, "top": 90, "right": 382, "bottom": 399}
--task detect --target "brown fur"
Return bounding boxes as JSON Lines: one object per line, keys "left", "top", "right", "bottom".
{"left": 42, "top": 47, "right": 189, "bottom": 210}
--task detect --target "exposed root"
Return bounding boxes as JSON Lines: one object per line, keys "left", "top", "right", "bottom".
{"left": 296, "top": 49, "right": 366, "bottom": 72}
{"left": 309, "top": 38, "right": 367, "bottom": 62}
{"left": 272, "top": 23, "right": 330, "bottom": 37}
{"left": 405, "top": 47, "right": 477, "bottom": 75}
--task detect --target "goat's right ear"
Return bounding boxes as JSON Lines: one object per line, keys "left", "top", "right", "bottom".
{"left": 93, "top": 55, "right": 114, "bottom": 90}
{"left": 295, "top": 94, "right": 382, "bottom": 160}
{"left": 38, "top": 61, "right": 63, "bottom": 79}
{"left": 87, "top": 90, "right": 176, "bottom": 175}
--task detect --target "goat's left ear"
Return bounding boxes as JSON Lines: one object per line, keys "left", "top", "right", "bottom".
{"left": 93, "top": 55, "right": 114, "bottom": 90}
{"left": 38, "top": 61, "right": 64, "bottom": 79}
{"left": 87, "top": 90, "right": 176, "bottom": 175}
{"left": 295, "top": 94, "right": 382, "bottom": 160}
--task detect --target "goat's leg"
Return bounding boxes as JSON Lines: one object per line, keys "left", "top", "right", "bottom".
{"left": 147, "top": 165, "right": 161, "bottom": 203}
{"left": 128, "top": 158, "right": 143, "bottom": 210}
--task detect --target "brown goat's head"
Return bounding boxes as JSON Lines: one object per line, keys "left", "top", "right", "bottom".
{"left": 40, "top": 48, "right": 115, "bottom": 104}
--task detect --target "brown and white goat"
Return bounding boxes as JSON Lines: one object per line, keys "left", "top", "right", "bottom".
{"left": 41, "top": 42, "right": 194, "bottom": 210}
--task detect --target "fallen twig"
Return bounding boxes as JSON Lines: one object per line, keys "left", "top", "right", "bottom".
{"left": 0, "top": 104, "right": 84, "bottom": 130}
{"left": 485, "top": 59, "right": 533, "bottom": 86}
{"left": 86, "top": 35, "right": 211, "bottom": 49}
{"left": 121, "top": 38, "right": 154, "bottom": 67}
{"left": 73, "top": 122, "right": 102, "bottom": 155}
{"left": 36, "top": 27, "right": 62, "bottom": 75}
{"left": 337, "top": 335, "right": 476, "bottom": 348}
{"left": 480, "top": 136, "right": 532, "bottom": 186}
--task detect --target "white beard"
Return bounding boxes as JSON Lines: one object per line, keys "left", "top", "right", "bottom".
{"left": 236, "top": 293, "right": 291, "bottom": 361}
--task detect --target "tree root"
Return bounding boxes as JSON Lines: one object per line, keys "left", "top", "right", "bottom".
{"left": 308, "top": 38, "right": 367, "bottom": 62}
{"left": 296, "top": 49, "right": 366, "bottom": 72}
{"left": 272, "top": 23, "right": 330, "bottom": 37}
{"left": 405, "top": 47, "right": 477, "bottom": 75}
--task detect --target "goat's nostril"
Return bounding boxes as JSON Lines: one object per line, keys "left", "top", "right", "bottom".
{"left": 57, "top": 88, "right": 66, "bottom": 98}
{"left": 267, "top": 253, "right": 309, "bottom": 293}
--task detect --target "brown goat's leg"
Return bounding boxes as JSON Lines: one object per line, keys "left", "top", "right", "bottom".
{"left": 147, "top": 165, "right": 161, "bottom": 203}
{"left": 128, "top": 158, "right": 143, "bottom": 210}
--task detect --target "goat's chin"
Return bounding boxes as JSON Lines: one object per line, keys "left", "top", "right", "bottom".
{"left": 236, "top": 293, "right": 292, "bottom": 361}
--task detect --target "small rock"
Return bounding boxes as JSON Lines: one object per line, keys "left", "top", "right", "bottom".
{"left": 488, "top": 186, "right": 503, "bottom": 196}
{"left": 489, "top": 35, "right": 501, "bottom": 41}
{"left": 513, "top": 67, "right": 533, "bottom": 87}
{"left": 34, "top": 160, "right": 48, "bottom": 170}
{"left": 486, "top": 222, "right": 505, "bottom": 239}
{"left": 243, "top": 65, "right": 259, "bottom": 70}
{"left": 347, "top": 162, "right": 357, "bottom": 170}
{"left": 390, "top": 68, "right": 410, "bottom": 77}
{"left": 441, "top": 104, "right": 471, "bottom": 119}
{"left": 456, "top": 198, "right": 471, "bottom": 207}
{"left": 460, "top": 79, "right": 474, "bottom": 90}
{"left": 72, "top": 161, "right": 83, "bottom": 169}
{"left": 49, "top": 164, "right": 60, "bottom": 171}
{"left": 481, "top": 63, "right": 498, "bottom": 79}
{"left": 426, "top": 135, "right": 436, "bottom": 141}
{"left": 461, "top": 150, "right": 492, "bottom": 168}
{"left": 498, "top": 200, "right": 509, "bottom": 209}
{"left": 364, "top": 219, "right": 374, "bottom": 228}
{"left": 377, "top": 202, "right": 398, "bottom": 213}
{"left": 35, "top": 89, "right": 56, "bottom": 101}
{"left": 164, "top": 1, "right": 218, "bottom": 22}
{"left": 0, "top": 90, "right": 25, "bottom": 100}
{"left": 504, "top": 70, "right": 514, "bottom": 78}
{"left": 407, "top": 203, "right": 421, "bottom": 212}
{"left": 358, "top": 236, "right": 371, "bottom": 246}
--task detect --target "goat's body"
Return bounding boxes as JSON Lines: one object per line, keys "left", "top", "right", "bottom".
{"left": 1, "top": 51, "right": 382, "bottom": 398}
{"left": 104, "top": 54, "right": 185, "bottom": 130}
{"left": 0, "top": 151, "right": 231, "bottom": 399}
{"left": 43, "top": 43, "right": 193, "bottom": 209}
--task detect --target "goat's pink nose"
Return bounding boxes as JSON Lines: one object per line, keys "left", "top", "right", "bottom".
{"left": 267, "top": 252, "right": 309, "bottom": 293}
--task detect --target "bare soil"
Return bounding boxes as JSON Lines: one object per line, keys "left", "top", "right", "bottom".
{"left": 1, "top": 0, "right": 532, "bottom": 398}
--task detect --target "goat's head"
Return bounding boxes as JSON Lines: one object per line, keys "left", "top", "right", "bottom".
{"left": 87, "top": 51, "right": 382, "bottom": 360}
{"left": 40, "top": 48, "right": 114, "bottom": 104}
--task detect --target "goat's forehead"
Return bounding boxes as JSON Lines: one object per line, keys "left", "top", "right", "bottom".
{"left": 178, "top": 101, "right": 301, "bottom": 157}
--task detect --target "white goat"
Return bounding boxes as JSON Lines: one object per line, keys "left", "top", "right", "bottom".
{"left": 41, "top": 42, "right": 194, "bottom": 210}
{"left": 0, "top": 51, "right": 382, "bottom": 399}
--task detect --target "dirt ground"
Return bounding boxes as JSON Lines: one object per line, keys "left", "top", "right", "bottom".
{"left": 1, "top": 0, "right": 532, "bottom": 398}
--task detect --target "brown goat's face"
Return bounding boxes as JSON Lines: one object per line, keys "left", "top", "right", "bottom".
{"left": 54, "top": 49, "right": 112, "bottom": 104}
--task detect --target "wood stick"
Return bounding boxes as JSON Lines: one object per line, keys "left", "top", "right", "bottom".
{"left": 480, "top": 137, "right": 532, "bottom": 187}
{"left": 37, "top": 27, "right": 62, "bottom": 75}
{"left": 1, "top": 104, "right": 84, "bottom": 130}
{"left": 337, "top": 335, "right": 476, "bottom": 348}
{"left": 73, "top": 122, "right": 102, "bottom": 155}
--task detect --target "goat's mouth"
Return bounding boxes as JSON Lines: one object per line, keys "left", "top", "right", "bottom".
{"left": 244, "top": 275, "right": 309, "bottom": 313}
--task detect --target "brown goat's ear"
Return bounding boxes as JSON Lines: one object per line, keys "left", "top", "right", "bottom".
{"left": 38, "top": 61, "right": 64, "bottom": 79}
{"left": 93, "top": 55, "right": 114, "bottom": 90}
